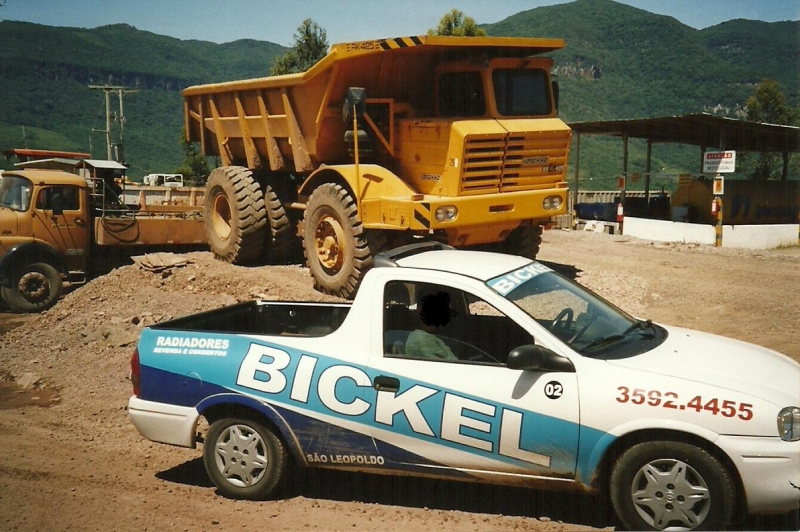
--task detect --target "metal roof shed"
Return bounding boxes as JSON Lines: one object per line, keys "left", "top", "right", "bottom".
{"left": 568, "top": 113, "right": 800, "bottom": 208}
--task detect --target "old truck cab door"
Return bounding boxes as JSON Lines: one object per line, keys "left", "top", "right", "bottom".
{"left": 366, "top": 273, "right": 580, "bottom": 481}
{"left": 31, "top": 185, "right": 90, "bottom": 275}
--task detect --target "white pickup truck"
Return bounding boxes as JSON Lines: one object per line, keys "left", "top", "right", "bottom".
{"left": 128, "top": 243, "right": 800, "bottom": 530}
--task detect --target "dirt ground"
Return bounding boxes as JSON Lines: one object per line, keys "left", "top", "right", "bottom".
{"left": 0, "top": 229, "right": 798, "bottom": 532}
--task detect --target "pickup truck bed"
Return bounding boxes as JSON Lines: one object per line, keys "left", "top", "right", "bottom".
{"left": 153, "top": 300, "right": 351, "bottom": 337}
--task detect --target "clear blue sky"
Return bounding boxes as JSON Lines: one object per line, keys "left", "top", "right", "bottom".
{"left": 1, "top": 0, "right": 798, "bottom": 46}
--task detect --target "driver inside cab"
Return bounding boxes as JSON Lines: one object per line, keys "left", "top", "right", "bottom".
{"left": 405, "top": 291, "right": 458, "bottom": 361}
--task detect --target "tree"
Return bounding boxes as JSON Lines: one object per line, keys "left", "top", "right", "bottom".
{"left": 270, "top": 19, "right": 329, "bottom": 76}
{"left": 743, "top": 79, "right": 797, "bottom": 181}
{"left": 428, "top": 9, "right": 487, "bottom": 37}
{"left": 175, "top": 127, "right": 210, "bottom": 185}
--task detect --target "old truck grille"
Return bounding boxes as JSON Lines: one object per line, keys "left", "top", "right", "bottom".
{"left": 460, "top": 132, "right": 569, "bottom": 195}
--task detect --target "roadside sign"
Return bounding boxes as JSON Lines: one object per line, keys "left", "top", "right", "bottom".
{"left": 713, "top": 175, "right": 724, "bottom": 195}
{"left": 704, "top": 150, "right": 736, "bottom": 173}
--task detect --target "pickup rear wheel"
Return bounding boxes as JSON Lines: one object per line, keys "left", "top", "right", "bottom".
{"left": 610, "top": 441, "right": 735, "bottom": 531}
{"left": 1, "top": 262, "right": 63, "bottom": 313}
{"left": 204, "top": 166, "right": 267, "bottom": 264}
{"left": 303, "top": 183, "right": 381, "bottom": 299}
{"left": 204, "top": 416, "right": 288, "bottom": 500}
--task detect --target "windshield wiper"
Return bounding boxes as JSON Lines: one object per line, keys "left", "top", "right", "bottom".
{"left": 582, "top": 320, "right": 656, "bottom": 353}
{"left": 624, "top": 319, "right": 655, "bottom": 336}
{"left": 581, "top": 334, "right": 627, "bottom": 352}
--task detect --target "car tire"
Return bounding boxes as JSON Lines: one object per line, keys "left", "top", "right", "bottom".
{"left": 610, "top": 440, "right": 735, "bottom": 531}
{"left": 203, "top": 416, "right": 289, "bottom": 500}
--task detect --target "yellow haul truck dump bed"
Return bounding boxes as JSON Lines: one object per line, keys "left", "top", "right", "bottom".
{"left": 184, "top": 35, "right": 571, "bottom": 297}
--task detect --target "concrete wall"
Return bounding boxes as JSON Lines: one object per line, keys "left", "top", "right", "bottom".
{"left": 623, "top": 217, "right": 799, "bottom": 249}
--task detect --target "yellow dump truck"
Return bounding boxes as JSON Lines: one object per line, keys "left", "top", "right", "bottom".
{"left": 184, "top": 35, "right": 572, "bottom": 297}
{"left": 0, "top": 168, "right": 206, "bottom": 312}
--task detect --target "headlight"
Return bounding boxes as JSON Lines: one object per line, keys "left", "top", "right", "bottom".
{"left": 543, "top": 195, "right": 563, "bottom": 211}
{"left": 777, "top": 406, "right": 800, "bottom": 441}
{"left": 435, "top": 205, "right": 457, "bottom": 222}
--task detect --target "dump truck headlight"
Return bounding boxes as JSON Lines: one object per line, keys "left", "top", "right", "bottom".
{"left": 778, "top": 407, "right": 800, "bottom": 441}
{"left": 435, "top": 205, "right": 458, "bottom": 222}
{"left": 543, "top": 196, "right": 562, "bottom": 210}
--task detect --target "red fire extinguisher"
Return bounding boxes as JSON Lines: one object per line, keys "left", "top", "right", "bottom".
{"left": 711, "top": 197, "right": 720, "bottom": 216}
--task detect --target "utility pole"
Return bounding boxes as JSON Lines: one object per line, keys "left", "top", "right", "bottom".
{"left": 88, "top": 85, "right": 139, "bottom": 162}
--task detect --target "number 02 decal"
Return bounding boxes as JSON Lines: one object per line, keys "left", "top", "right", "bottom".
{"left": 544, "top": 381, "right": 563, "bottom": 399}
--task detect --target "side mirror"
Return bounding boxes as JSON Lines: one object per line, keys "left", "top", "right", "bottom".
{"left": 507, "top": 344, "right": 574, "bottom": 372}
{"left": 342, "top": 87, "right": 367, "bottom": 122}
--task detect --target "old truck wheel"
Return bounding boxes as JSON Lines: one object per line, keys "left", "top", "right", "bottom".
{"left": 504, "top": 221, "right": 542, "bottom": 259}
{"left": 263, "top": 183, "right": 296, "bottom": 263}
{"left": 204, "top": 166, "right": 267, "bottom": 264}
{"left": 204, "top": 416, "right": 288, "bottom": 501}
{"left": 303, "top": 183, "right": 380, "bottom": 298}
{"left": 1, "top": 262, "right": 63, "bottom": 313}
{"left": 610, "top": 441, "right": 735, "bottom": 531}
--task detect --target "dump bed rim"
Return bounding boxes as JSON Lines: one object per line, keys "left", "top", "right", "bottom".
{"left": 182, "top": 34, "right": 565, "bottom": 96}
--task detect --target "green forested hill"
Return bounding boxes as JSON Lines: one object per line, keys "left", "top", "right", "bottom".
{"left": 0, "top": 21, "right": 286, "bottom": 177}
{"left": 0, "top": 0, "right": 797, "bottom": 183}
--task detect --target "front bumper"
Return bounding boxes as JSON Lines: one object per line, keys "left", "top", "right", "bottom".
{"left": 128, "top": 396, "right": 199, "bottom": 448}
{"left": 717, "top": 434, "right": 800, "bottom": 514}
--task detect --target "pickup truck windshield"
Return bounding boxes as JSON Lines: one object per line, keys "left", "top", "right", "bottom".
{"left": 488, "top": 263, "right": 659, "bottom": 356}
{"left": 0, "top": 175, "right": 33, "bottom": 212}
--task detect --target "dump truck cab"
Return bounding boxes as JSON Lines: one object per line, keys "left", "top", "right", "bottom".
{"left": 184, "top": 35, "right": 571, "bottom": 298}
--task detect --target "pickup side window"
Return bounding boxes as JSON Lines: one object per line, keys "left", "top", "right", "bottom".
{"left": 383, "top": 281, "right": 532, "bottom": 365}
{"left": 36, "top": 185, "right": 81, "bottom": 212}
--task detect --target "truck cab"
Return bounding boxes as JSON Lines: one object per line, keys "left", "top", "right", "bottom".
{"left": 0, "top": 169, "right": 91, "bottom": 311}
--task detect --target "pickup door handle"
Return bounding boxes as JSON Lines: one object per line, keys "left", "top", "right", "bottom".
{"left": 373, "top": 375, "right": 400, "bottom": 393}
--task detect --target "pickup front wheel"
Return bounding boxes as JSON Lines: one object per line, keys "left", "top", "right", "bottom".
{"left": 1, "top": 262, "right": 63, "bottom": 313}
{"left": 203, "top": 416, "right": 288, "bottom": 500}
{"left": 610, "top": 441, "right": 735, "bottom": 531}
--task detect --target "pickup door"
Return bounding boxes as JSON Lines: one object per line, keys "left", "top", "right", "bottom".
{"left": 365, "top": 275, "right": 580, "bottom": 480}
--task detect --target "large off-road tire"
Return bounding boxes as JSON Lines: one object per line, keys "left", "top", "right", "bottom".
{"left": 203, "top": 416, "right": 289, "bottom": 501}
{"left": 1, "top": 262, "right": 63, "bottom": 313}
{"left": 204, "top": 166, "right": 267, "bottom": 264}
{"left": 503, "top": 221, "right": 543, "bottom": 260}
{"left": 610, "top": 441, "right": 735, "bottom": 531}
{"left": 263, "top": 182, "right": 296, "bottom": 263}
{"left": 302, "top": 183, "right": 384, "bottom": 299}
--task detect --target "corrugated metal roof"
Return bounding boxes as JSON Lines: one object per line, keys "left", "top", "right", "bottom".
{"left": 83, "top": 159, "right": 128, "bottom": 170}
{"left": 569, "top": 113, "right": 800, "bottom": 153}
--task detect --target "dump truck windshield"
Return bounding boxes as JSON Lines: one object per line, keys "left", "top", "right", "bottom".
{"left": 493, "top": 69, "right": 552, "bottom": 116}
{"left": 439, "top": 72, "right": 486, "bottom": 117}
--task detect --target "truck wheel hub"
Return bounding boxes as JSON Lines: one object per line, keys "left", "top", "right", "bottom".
{"left": 315, "top": 215, "right": 345, "bottom": 271}
{"left": 19, "top": 272, "right": 48, "bottom": 302}
{"left": 211, "top": 194, "right": 232, "bottom": 240}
